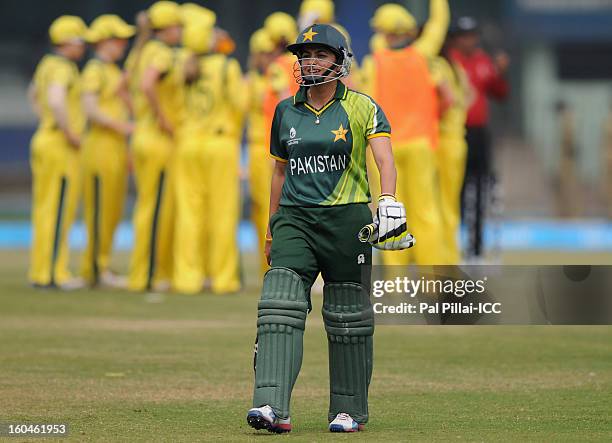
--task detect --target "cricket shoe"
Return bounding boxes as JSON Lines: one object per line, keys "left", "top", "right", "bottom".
{"left": 329, "top": 413, "right": 364, "bottom": 432}
{"left": 99, "top": 270, "right": 127, "bottom": 289}
{"left": 57, "top": 277, "right": 87, "bottom": 291}
{"left": 151, "top": 280, "right": 171, "bottom": 293}
{"left": 247, "top": 405, "right": 291, "bottom": 434}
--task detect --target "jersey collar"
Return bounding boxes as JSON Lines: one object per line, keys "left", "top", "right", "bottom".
{"left": 293, "top": 81, "right": 348, "bottom": 106}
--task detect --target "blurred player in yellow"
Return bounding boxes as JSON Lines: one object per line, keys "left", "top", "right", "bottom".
{"left": 261, "top": 12, "right": 299, "bottom": 148}
{"left": 124, "top": 10, "right": 153, "bottom": 94}
{"left": 361, "top": 33, "right": 386, "bottom": 92}
{"left": 80, "top": 15, "right": 135, "bottom": 287}
{"left": 246, "top": 28, "right": 276, "bottom": 275}
{"left": 362, "top": 0, "right": 449, "bottom": 265}
{"left": 297, "top": 0, "right": 334, "bottom": 30}
{"left": 172, "top": 9, "right": 247, "bottom": 294}
{"left": 28, "top": 16, "right": 87, "bottom": 290}
{"left": 298, "top": 0, "right": 360, "bottom": 89}
{"left": 430, "top": 41, "right": 473, "bottom": 264}
{"left": 128, "top": 1, "right": 183, "bottom": 292}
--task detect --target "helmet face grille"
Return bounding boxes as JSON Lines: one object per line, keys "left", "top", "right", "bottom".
{"left": 292, "top": 53, "right": 351, "bottom": 86}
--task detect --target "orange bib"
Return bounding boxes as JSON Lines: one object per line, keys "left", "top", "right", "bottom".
{"left": 374, "top": 47, "right": 438, "bottom": 148}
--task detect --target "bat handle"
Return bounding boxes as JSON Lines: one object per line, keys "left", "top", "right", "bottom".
{"left": 358, "top": 223, "right": 378, "bottom": 243}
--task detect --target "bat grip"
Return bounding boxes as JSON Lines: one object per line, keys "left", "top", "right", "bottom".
{"left": 358, "top": 223, "right": 378, "bottom": 243}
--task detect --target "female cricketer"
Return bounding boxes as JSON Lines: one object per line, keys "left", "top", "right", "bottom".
{"left": 80, "top": 15, "right": 134, "bottom": 286}
{"left": 247, "top": 24, "right": 414, "bottom": 434}
{"left": 28, "top": 16, "right": 87, "bottom": 290}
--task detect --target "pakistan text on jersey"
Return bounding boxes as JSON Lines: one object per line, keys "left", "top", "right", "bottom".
{"left": 289, "top": 154, "right": 348, "bottom": 176}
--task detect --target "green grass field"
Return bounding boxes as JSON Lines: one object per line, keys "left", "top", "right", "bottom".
{"left": 1, "top": 250, "right": 611, "bottom": 442}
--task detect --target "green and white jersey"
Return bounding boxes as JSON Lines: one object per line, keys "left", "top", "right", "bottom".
{"left": 271, "top": 82, "right": 391, "bottom": 207}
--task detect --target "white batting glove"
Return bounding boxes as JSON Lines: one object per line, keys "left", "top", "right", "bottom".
{"left": 358, "top": 195, "right": 416, "bottom": 250}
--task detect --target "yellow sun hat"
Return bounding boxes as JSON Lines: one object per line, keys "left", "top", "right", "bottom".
{"left": 264, "top": 12, "right": 298, "bottom": 44}
{"left": 85, "top": 15, "right": 135, "bottom": 43}
{"left": 370, "top": 3, "right": 417, "bottom": 35}
{"left": 299, "top": 0, "right": 335, "bottom": 24}
{"left": 182, "top": 3, "right": 216, "bottom": 27}
{"left": 249, "top": 28, "right": 275, "bottom": 54}
{"left": 49, "top": 15, "right": 87, "bottom": 45}
{"left": 183, "top": 18, "right": 214, "bottom": 54}
{"left": 148, "top": 1, "right": 182, "bottom": 30}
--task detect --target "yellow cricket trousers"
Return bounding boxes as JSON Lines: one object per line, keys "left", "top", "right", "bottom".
{"left": 248, "top": 144, "right": 272, "bottom": 276}
{"left": 128, "top": 124, "right": 175, "bottom": 291}
{"left": 173, "top": 133, "right": 241, "bottom": 294}
{"left": 80, "top": 129, "right": 128, "bottom": 283}
{"left": 29, "top": 130, "right": 81, "bottom": 286}
{"left": 383, "top": 138, "right": 443, "bottom": 265}
{"left": 436, "top": 135, "right": 468, "bottom": 264}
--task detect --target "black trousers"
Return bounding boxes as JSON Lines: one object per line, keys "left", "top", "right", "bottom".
{"left": 461, "top": 126, "right": 492, "bottom": 258}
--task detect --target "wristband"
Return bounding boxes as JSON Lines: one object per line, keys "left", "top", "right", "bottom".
{"left": 378, "top": 194, "right": 396, "bottom": 202}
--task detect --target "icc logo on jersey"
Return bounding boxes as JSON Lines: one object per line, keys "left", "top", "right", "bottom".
{"left": 357, "top": 254, "right": 365, "bottom": 264}
{"left": 288, "top": 127, "right": 302, "bottom": 147}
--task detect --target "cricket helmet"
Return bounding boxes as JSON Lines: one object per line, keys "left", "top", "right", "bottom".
{"left": 287, "top": 23, "right": 353, "bottom": 86}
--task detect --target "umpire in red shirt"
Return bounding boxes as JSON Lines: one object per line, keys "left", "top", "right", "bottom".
{"left": 450, "top": 16, "right": 510, "bottom": 260}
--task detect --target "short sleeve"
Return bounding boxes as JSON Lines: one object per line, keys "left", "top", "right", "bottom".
{"left": 269, "top": 105, "right": 287, "bottom": 162}
{"left": 81, "top": 61, "right": 104, "bottom": 93}
{"left": 365, "top": 97, "right": 391, "bottom": 140}
{"left": 50, "top": 59, "right": 74, "bottom": 87}
{"left": 149, "top": 42, "right": 173, "bottom": 74}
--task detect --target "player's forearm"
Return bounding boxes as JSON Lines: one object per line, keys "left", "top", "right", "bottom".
{"left": 415, "top": 0, "right": 450, "bottom": 57}
{"left": 48, "top": 84, "right": 72, "bottom": 134}
{"left": 429, "top": 0, "right": 451, "bottom": 33}
{"left": 82, "top": 93, "right": 121, "bottom": 130}
{"left": 370, "top": 137, "right": 397, "bottom": 197}
{"left": 437, "top": 82, "right": 455, "bottom": 117}
{"left": 143, "top": 85, "right": 164, "bottom": 120}
{"left": 378, "top": 157, "right": 397, "bottom": 197}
